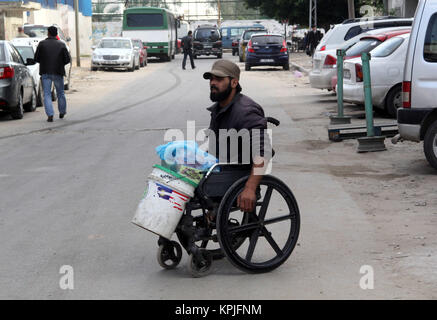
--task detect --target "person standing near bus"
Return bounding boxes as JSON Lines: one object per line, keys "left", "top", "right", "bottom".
{"left": 181, "top": 31, "right": 195, "bottom": 70}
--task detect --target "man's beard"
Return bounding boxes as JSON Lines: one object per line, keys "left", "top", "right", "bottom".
{"left": 210, "top": 82, "right": 233, "bottom": 102}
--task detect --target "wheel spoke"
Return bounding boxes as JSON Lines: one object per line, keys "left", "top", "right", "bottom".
{"left": 245, "top": 229, "right": 260, "bottom": 262}
{"left": 264, "top": 213, "right": 295, "bottom": 225}
{"left": 262, "top": 227, "right": 283, "bottom": 256}
{"left": 201, "top": 240, "right": 209, "bottom": 249}
{"left": 258, "top": 187, "right": 273, "bottom": 222}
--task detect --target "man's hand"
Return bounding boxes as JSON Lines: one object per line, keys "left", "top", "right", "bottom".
{"left": 237, "top": 186, "right": 257, "bottom": 213}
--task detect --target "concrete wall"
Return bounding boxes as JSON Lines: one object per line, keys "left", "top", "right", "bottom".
{"left": 388, "top": 0, "right": 418, "bottom": 17}
{"left": 0, "top": 10, "right": 24, "bottom": 41}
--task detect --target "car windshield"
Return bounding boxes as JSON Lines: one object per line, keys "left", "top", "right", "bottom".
{"left": 345, "top": 38, "right": 382, "bottom": 57}
{"left": 15, "top": 46, "right": 34, "bottom": 61}
{"left": 251, "top": 35, "right": 283, "bottom": 45}
{"left": 244, "top": 30, "right": 265, "bottom": 40}
{"left": 99, "top": 39, "right": 132, "bottom": 49}
{"left": 371, "top": 36, "right": 405, "bottom": 57}
{"left": 195, "top": 29, "right": 220, "bottom": 41}
{"left": 23, "top": 26, "right": 52, "bottom": 38}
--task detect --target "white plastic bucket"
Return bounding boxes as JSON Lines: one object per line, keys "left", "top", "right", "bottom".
{"left": 132, "top": 166, "right": 196, "bottom": 239}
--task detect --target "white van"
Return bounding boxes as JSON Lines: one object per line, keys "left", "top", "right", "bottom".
{"left": 397, "top": 0, "right": 437, "bottom": 169}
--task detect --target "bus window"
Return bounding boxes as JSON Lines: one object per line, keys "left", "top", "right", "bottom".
{"left": 127, "top": 13, "right": 164, "bottom": 28}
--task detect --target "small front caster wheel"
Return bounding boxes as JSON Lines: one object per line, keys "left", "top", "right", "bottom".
{"left": 187, "top": 251, "right": 212, "bottom": 278}
{"left": 157, "top": 241, "right": 182, "bottom": 269}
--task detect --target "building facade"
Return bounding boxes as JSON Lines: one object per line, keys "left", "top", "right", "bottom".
{"left": 0, "top": 0, "right": 93, "bottom": 56}
{"left": 387, "top": 0, "right": 419, "bottom": 17}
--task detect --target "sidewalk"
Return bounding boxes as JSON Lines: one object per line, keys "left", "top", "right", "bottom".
{"left": 290, "top": 52, "right": 312, "bottom": 75}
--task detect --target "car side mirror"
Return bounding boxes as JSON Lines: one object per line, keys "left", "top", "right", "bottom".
{"left": 66, "top": 37, "right": 71, "bottom": 42}
{"left": 26, "top": 58, "right": 36, "bottom": 65}
{"left": 91, "top": 45, "right": 96, "bottom": 50}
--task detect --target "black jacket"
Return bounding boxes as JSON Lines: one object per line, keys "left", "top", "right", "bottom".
{"left": 34, "top": 37, "right": 71, "bottom": 76}
{"left": 207, "top": 93, "right": 272, "bottom": 164}
{"left": 181, "top": 35, "right": 193, "bottom": 52}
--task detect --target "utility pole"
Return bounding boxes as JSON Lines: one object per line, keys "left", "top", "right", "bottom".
{"left": 217, "top": 0, "right": 221, "bottom": 27}
{"left": 347, "top": 0, "right": 355, "bottom": 19}
{"left": 309, "top": 0, "right": 317, "bottom": 28}
{"left": 74, "top": 0, "right": 80, "bottom": 67}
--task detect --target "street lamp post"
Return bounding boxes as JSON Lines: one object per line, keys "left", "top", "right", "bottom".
{"left": 74, "top": 0, "right": 80, "bottom": 67}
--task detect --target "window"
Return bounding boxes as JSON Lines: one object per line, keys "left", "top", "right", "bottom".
{"left": 371, "top": 37, "right": 404, "bottom": 58}
{"left": 243, "top": 30, "right": 264, "bottom": 40}
{"left": 221, "top": 28, "right": 228, "bottom": 37}
{"left": 0, "top": 44, "right": 5, "bottom": 61}
{"left": 15, "top": 46, "right": 34, "bottom": 61}
{"left": 344, "top": 26, "right": 370, "bottom": 41}
{"left": 345, "top": 39, "right": 381, "bottom": 57}
{"left": 230, "top": 28, "right": 240, "bottom": 37}
{"left": 194, "top": 28, "right": 220, "bottom": 41}
{"left": 424, "top": 13, "right": 437, "bottom": 62}
{"left": 98, "top": 39, "right": 132, "bottom": 49}
{"left": 251, "top": 35, "right": 283, "bottom": 45}
{"left": 126, "top": 13, "right": 164, "bottom": 28}
{"left": 9, "top": 45, "right": 23, "bottom": 64}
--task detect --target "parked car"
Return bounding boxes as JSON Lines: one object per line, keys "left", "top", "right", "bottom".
{"left": 231, "top": 38, "right": 239, "bottom": 56}
{"left": 132, "top": 38, "right": 148, "bottom": 67}
{"left": 342, "top": 33, "right": 411, "bottom": 117}
{"left": 396, "top": 0, "right": 437, "bottom": 169}
{"left": 315, "top": 17, "right": 413, "bottom": 53}
{"left": 22, "top": 24, "right": 72, "bottom": 90}
{"left": 193, "top": 25, "right": 222, "bottom": 58}
{"left": 0, "top": 40, "right": 37, "bottom": 119}
{"left": 245, "top": 34, "right": 289, "bottom": 71}
{"left": 11, "top": 37, "right": 57, "bottom": 106}
{"left": 310, "top": 27, "right": 411, "bottom": 90}
{"left": 91, "top": 37, "right": 140, "bottom": 72}
{"left": 239, "top": 28, "right": 267, "bottom": 62}
{"left": 220, "top": 24, "right": 264, "bottom": 49}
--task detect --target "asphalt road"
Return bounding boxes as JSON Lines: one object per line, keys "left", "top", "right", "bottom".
{"left": 0, "top": 53, "right": 428, "bottom": 299}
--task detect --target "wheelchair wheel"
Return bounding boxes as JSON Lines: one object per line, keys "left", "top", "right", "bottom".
{"left": 216, "top": 175, "right": 300, "bottom": 273}
{"left": 187, "top": 251, "right": 212, "bottom": 278}
{"left": 157, "top": 241, "right": 182, "bottom": 270}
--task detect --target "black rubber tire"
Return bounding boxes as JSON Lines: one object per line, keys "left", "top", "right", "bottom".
{"left": 245, "top": 64, "right": 251, "bottom": 71}
{"left": 157, "top": 241, "right": 183, "bottom": 270}
{"left": 216, "top": 175, "right": 300, "bottom": 274}
{"left": 91, "top": 67, "right": 98, "bottom": 71}
{"left": 283, "top": 63, "right": 290, "bottom": 71}
{"left": 11, "top": 91, "right": 24, "bottom": 120}
{"left": 129, "top": 61, "right": 135, "bottom": 72}
{"left": 24, "top": 88, "right": 37, "bottom": 112}
{"left": 385, "top": 85, "right": 402, "bottom": 118}
{"left": 423, "top": 120, "right": 437, "bottom": 170}
{"left": 239, "top": 56, "right": 243, "bottom": 63}
{"left": 217, "top": 54, "right": 222, "bottom": 59}
{"left": 135, "top": 60, "right": 140, "bottom": 70}
{"left": 187, "top": 252, "right": 212, "bottom": 278}
{"left": 193, "top": 55, "right": 197, "bottom": 59}
{"left": 232, "top": 51, "right": 235, "bottom": 56}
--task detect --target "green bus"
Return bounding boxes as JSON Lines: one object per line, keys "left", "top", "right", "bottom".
{"left": 122, "top": 7, "right": 178, "bottom": 61}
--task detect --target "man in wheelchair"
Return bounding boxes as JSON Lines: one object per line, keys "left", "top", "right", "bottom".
{"left": 203, "top": 60, "right": 272, "bottom": 215}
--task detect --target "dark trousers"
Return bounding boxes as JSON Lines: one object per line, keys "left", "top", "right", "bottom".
{"left": 183, "top": 50, "right": 195, "bottom": 69}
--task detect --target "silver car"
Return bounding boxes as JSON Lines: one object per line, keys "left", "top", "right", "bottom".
{"left": 91, "top": 37, "right": 140, "bottom": 72}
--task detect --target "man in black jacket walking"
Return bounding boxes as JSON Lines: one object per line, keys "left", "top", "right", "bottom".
{"left": 34, "top": 26, "right": 71, "bottom": 122}
{"left": 181, "top": 31, "right": 195, "bottom": 70}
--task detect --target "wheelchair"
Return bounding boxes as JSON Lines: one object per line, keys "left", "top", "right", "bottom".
{"left": 156, "top": 118, "right": 301, "bottom": 277}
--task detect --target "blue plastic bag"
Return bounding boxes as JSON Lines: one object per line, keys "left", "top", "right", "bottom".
{"left": 156, "top": 141, "right": 217, "bottom": 171}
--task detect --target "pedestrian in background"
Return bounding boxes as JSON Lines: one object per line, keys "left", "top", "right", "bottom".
{"left": 181, "top": 30, "right": 196, "bottom": 70}
{"left": 306, "top": 26, "right": 322, "bottom": 57}
{"left": 16, "top": 26, "right": 29, "bottom": 38}
{"left": 34, "top": 26, "right": 71, "bottom": 122}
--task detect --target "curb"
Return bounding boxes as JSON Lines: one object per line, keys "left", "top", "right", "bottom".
{"left": 290, "top": 62, "right": 310, "bottom": 75}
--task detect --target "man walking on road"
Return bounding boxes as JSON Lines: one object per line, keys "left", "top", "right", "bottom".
{"left": 34, "top": 26, "right": 71, "bottom": 122}
{"left": 203, "top": 60, "right": 271, "bottom": 214}
{"left": 306, "top": 26, "right": 322, "bottom": 57}
{"left": 181, "top": 31, "right": 195, "bottom": 70}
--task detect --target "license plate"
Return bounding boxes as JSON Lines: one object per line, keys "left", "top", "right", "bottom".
{"left": 344, "top": 70, "right": 351, "bottom": 79}
{"left": 260, "top": 59, "right": 274, "bottom": 63}
{"left": 204, "top": 45, "right": 212, "bottom": 48}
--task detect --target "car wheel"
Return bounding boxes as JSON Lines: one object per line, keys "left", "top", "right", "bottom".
{"left": 11, "top": 91, "right": 24, "bottom": 120}
{"left": 91, "top": 66, "right": 98, "bottom": 71}
{"left": 129, "top": 60, "right": 135, "bottom": 72}
{"left": 135, "top": 60, "right": 140, "bottom": 70}
{"left": 232, "top": 51, "right": 235, "bottom": 56}
{"left": 36, "top": 83, "right": 43, "bottom": 107}
{"left": 172, "top": 54, "right": 175, "bottom": 59}
{"left": 239, "top": 56, "right": 243, "bottom": 62}
{"left": 245, "top": 64, "right": 251, "bottom": 71}
{"left": 24, "top": 88, "right": 37, "bottom": 112}
{"left": 283, "top": 63, "right": 290, "bottom": 71}
{"left": 423, "top": 120, "right": 437, "bottom": 170}
{"left": 385, "top": 85, "right": 402, "bottom": 118}
{"left": 217, "top": 54, "right": 222, "bottom": 59}
{"left": 193, "top": 55, "right": 197, "bottom": 59}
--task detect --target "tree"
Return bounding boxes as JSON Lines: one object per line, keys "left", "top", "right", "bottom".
{"left": 242, "top": 0, "right": 385, "bottom": 29}
{"left": 209, "top": 0, "right": 264, "bottom": 20}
